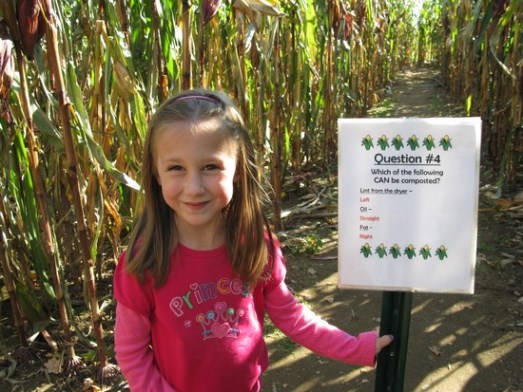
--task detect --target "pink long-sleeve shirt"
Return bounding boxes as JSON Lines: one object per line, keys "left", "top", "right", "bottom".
{"left": 114, "top": 241, "right": 377, "bottom": 392}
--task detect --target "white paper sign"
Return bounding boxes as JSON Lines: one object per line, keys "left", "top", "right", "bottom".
{"left": 338, "top": 118, "right": 481, "bottom": 293}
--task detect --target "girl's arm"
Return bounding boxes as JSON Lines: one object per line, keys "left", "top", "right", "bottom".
{"left": 115, "top": 303, "right": 177, "bottom": 392}
{"left": 264, "top": 281, "right": 378, "bottom": 367}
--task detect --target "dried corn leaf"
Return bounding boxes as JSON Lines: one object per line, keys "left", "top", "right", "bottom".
{"left": 233, "top": 0, "right": 284, "bottom": 17}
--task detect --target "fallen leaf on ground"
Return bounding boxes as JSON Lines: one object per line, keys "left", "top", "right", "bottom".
{"left": 429, "top": 346, "right": 442, "bottom": 356}
{"left": 83, "top": 378, "right": 102, "bottom": 391}
{"left": 44, "top": 354, "right": 63, "bottom": 374}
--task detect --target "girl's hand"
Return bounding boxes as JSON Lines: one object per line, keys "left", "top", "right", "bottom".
{"left": 376, "top": 334, "right": 394, "bottom": 354}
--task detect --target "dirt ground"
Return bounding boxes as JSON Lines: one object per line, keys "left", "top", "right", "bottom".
{"left": 1, "top": 68, "right": 522, "bottom": 391}
{"left": 261, "top": 68, "right": 523, "bottom": 392}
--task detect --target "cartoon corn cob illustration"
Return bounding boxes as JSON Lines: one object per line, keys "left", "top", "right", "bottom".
{"left": 435, "top": 245, "right": 448, "bottom": 260}
{"left": 375, "top": 243, "right": 387, "bottom": 258}
{"left": 360, "top": 243, "right": 372, "bottom": 257}
{"left": 407, "top": 135, "right": 419, "bottom": 150}
{"left": 439, "top": 135, "right": 452, "bottom": 151}
{"left": 377, "top": 135, "right": 390, "bottom": 150}
{"left": 392, "top": 135, "right": 404, "bottom": 150}
{"left": 423, "top": 135, "right": 436, "bottom": 150}
{"left": 404, "top": 244, "right": 416, "bottom": 259}
{"left": 419, "top": 244, "right": 432, "bottom": 260}
{"left": 361, "top": 135, "right": 374, "bottom": 150}
{"left": 389, "top": 243, "right": 402, "bottom": 259}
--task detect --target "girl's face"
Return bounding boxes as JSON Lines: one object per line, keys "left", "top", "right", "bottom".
{"left": 153, "top": 120, "right": 238, "bottom": 247}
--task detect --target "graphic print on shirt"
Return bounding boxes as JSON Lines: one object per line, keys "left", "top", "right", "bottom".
{"left": 196, "top": 301, "right": 244, "bottom": 339}
{"left": 168, "top": 277, "right": 250, "bottom": 340}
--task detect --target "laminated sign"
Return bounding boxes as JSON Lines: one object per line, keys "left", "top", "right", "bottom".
{"left": 338, "top": 118, "right": 481, "bottom": 293}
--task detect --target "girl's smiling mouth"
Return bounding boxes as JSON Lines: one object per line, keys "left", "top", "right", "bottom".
{"left": 184, "top": 201, "right": 209, "bottom": 209}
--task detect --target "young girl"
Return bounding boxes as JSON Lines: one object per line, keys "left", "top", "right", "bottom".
{"left": 113, "top": 89, "right": 393, "bottom": 391}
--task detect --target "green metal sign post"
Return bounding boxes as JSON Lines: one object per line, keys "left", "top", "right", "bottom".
{"left": 375, "top": 291, "right": 413, "bottom": 392}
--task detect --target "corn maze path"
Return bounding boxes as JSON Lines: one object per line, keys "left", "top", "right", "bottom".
{"left": 261, "top": 67, "right": 523, "bottom": 392}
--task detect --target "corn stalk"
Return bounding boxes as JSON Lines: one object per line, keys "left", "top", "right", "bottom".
{"left": 40, "top": 0, "right": 117, "bottom": 378}
{"left": 182, "top": 0, "right": 191, "bottom": 89}
{"left": 0, "top": 202, "right": 27, "bottom": 347}
{"left": 419, "top": 0, "right": 522, "bottom": 190}
{"left": 270, "top": 19, "right": 282, "bottom": 230}
{"left": 15, "top": 27, "right": 81, "bottom": 372}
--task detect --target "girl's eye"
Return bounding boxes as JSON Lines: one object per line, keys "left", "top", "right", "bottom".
{"left": 203, "top": 164, "right": 219, "bottom": 171}
{"left": 168, "top": 165, "right": 183, "bottom": 171}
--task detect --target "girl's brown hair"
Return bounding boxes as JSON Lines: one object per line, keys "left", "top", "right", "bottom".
{"left": 125, "top": 89, "right": 273, "bottom": 288}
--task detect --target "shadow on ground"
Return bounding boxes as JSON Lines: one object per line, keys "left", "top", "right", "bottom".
{"left": 262, "top": 67, "right": 523, "bottom": 392}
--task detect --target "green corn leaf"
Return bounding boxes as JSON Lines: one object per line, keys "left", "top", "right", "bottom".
{"left": 32, "top": 106, "right": 63, "bottom": 149}
{"left": 15, "top": 283, "right": 49, "bottom": 325}
{"left": 64, "top": 61, "right": 140, "bottom": 190}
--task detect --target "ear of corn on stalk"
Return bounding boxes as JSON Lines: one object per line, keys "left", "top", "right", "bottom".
{"left": 16, "top": 0, "right": 46, "bottom": 60}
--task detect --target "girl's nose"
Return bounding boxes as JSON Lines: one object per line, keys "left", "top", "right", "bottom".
{"left": 185, "top": 172, "right": 204, "bottom": 195}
